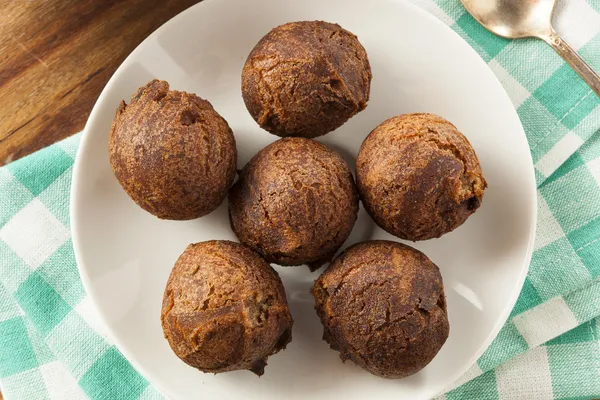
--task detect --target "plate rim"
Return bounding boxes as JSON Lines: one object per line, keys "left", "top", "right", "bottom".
{"left": 70, "top": 0, "right": 538, "bottom": 397}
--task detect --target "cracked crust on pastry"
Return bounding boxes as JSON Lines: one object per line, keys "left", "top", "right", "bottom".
{"left": 161, "top": 240, "right": 293, "bottom": 375}
{"left": 356, "top": 113, "right": 486, "bottom": 241}
{"left": 109, "top": 79, "right": 237, "bottom": 220}
{"left": 242, "top": 21, "right": 371, "bottom": 138}
{"left": 228, "top": 137, "right": 358, "bottom": 269}
{"left": 311, "top": 240, "right": 449, "bottom": 379}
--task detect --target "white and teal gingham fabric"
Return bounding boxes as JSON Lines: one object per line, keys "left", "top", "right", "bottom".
{"left": 1, "top": 1, "right": 600, "bottom": 399}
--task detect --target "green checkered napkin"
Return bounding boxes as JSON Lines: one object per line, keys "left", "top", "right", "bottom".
{"left": 1, "top": 0, "right": 600, "bottom": 398}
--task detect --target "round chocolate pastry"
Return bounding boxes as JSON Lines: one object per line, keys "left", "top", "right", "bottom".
{"left": 311, "top": 240, "right": 449, "bottom": 379}
{"left": 229, "top": 137, "right": 359, "bottom": 269}
{"left": 161, "top": 240, "right": 293, "bottom": 376}
{"left": 109, "top": 79, "right": 237, "bottom": 220}
{"left": 241, "top": 21, "right": 372, "bottom": 138}
{"left": 356, "top": 113, "right": 487, "bottom": 241}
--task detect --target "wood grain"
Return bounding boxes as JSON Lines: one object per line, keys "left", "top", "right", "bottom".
{"left": 0, "top": 0, "right": 203, "bottom": 165}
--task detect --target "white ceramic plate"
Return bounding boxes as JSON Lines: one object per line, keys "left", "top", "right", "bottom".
{"left": 71, "top": 0, "right": 537, "bottom": 398}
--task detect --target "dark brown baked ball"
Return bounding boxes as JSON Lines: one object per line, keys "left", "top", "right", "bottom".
{"left": 242, "top": 21, "right": 371, "bottom": 138}
{"left": 161, "top": 240, "right": 293, "bottom": 376}
{"left": 356, "top": 113, "right": 487, "bottom": 241}
{"left": 109, "top": 79, "right": 237, "bottom": 220}
{"left": 311, "top": 240, "right": 449, "bottom": 379}
{"left": 229, "top": 137, "right": 358, "bottom": 269}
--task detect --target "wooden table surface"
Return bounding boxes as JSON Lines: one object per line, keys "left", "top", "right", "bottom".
{"left": 0, "top": 0, "right": 203, "bottom": 166}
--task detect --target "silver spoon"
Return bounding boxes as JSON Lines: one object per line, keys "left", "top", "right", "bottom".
{"left": 460, "top": 0, "right": 600, "bottom": 97}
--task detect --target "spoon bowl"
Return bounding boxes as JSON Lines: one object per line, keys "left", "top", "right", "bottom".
{"left": 461, "top": 0, "right": 600, "bottom": 97}
{"left": 461, "top": 0, "right": 555, "bottom": 39}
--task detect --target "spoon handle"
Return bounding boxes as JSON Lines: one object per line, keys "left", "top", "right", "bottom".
{"left": 542, "top": 29, "right": 600, "bottom": 98}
